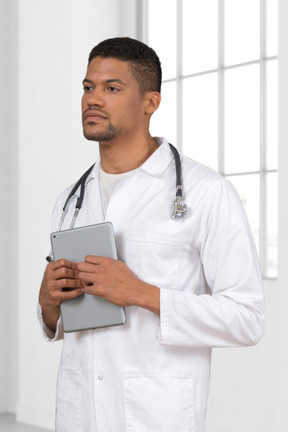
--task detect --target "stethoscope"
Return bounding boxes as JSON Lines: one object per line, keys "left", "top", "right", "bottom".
{"left": 46, "top": 143, "right": 187, "bottom": 262}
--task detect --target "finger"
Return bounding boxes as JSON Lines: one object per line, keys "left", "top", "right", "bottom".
{"left": 77, "top": 262, "right": 100, "bottom": 273}
{"left": 59, "top": 288, "right": 84, "bottom": 301}
{"left": 45, "top": 268, "right": 79, "bottom": 285}
{"left": 48, "top": 258, "right": 78, "bottom": 271}
{"left": 52, "top": 266, "right": 79, "bottom": 281}
{"left": 84, "top": 255, "right": 113, "bottom": 265}
{"left": 78, "top": 272, "right": 95, "bottom": 284}
{"left": 56, "top": 278, "right": 83, "bottom": 291}
{"left": 44, "top": 281, "right": 84, "bottom": 306}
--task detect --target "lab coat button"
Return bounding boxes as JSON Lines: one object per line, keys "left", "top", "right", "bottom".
{"left": 98, "top": 376, "right": 103, "bottom": 380}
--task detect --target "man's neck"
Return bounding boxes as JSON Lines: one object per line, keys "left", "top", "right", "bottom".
{"left": 99, "top": 135, "right": 158, "bottom": 174}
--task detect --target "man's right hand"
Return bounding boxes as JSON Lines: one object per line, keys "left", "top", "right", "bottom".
{"left": 39, "top": 259, "right": 84, "bottom": 332}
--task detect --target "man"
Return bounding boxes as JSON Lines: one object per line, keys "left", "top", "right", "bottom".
{"left": 38, "top": 37, "right": 265, "bottom": 432}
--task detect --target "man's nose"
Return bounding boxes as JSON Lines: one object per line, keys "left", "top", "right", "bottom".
{"left": 87, "top": 88, "right": 105, "bottom": 108}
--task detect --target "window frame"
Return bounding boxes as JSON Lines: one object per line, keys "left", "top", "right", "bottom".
{"left": 139, "top": 0, "right": 278, "bottom": 279}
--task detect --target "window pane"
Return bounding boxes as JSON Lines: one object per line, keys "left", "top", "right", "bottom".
{"left": 225, "top": 64, "right": 260, "bottom": 173}
{"left": 148, "top": 0, "right": 177, "bottom": 80}
{"left": 266, "top": 60, "right": 278, "bottom": 170}
{"left": 150, "top": 81, "right": 177, "bottom": 144}
{"left": 266, "top": 172, "right": 278, "bottom": 278}
{"left": 228, "top": 174, "right": 260, "bottom": 256}
{"left": 225, "top": 0, "right": 260, "bottom": 66}
{"left": 183, "top": 74, "right": 218, "bottom": 170}
{"left": 182, "top": 0, "right": 218, "bottom": 75}
{"left": 266, "top": 0, "right": 278, "bottom": 57}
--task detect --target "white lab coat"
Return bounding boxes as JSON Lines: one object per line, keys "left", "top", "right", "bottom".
{"left": 38, "top": 138, "right": 265, "bottom": 432}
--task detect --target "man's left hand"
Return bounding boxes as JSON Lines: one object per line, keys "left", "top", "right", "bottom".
{"left": 77, "top": 256, "right": 160, "bottom": 315}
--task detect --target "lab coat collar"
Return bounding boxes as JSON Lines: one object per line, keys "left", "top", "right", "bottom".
{"left": 84, "top": 137, "right": 173, "bottom": 187}
{"left": 139, "top": 137, "right": 174, "bottom": 177}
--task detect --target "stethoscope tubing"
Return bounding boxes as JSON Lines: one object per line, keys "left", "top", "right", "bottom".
{"left": 46, "top": 143, "right": 187, "bottom": 262}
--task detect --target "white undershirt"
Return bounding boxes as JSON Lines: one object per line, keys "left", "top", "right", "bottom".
{"left": 99, "top": 167, "right": 139, "bottom": 215}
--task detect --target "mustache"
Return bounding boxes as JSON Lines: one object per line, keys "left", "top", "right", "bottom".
{"left": 82, "top": 107, "right": 109, "bottom": 120}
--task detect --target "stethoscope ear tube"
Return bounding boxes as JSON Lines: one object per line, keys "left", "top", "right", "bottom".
{"left": 63, "top": 163, "right": 95, "bottom": 213}
{"left": 169, "top": 144, "right": 182, "bottom": 197}
{"left": 169, "top": 143, "right": 188, "bottom": 218}
{"left": 45, "top": 163, "right": 95, "bottom": 262}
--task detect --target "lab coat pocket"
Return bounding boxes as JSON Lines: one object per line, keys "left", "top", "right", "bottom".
{"left": 126, "top": 233, "right": 185, "bottom": 290}
{"left": 56, "top": 367, "right": 82, "bottom": 432}
{"left": 123, "top": 370, "right": 195, "bottom": 432}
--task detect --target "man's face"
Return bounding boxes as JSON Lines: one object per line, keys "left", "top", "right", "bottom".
{"left": 82, "top": 57, "right": 147, "bottom": 143}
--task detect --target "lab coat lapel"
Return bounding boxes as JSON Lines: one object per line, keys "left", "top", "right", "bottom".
{"left": 74, "top": 160, "right": 105, "bottom": 227}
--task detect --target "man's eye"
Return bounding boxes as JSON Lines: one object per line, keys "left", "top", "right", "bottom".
{"left": 83, "top": 86, "right": 93, "bottom": 92}
{"left": 107, "top": 86, "right": 120, "bottom": 92}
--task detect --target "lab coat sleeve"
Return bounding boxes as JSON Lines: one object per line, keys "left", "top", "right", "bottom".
{"left": 160, "top": 178, "right": 265, "bottom": 348}
{"left": 37, "top": 191, "right": 70, "bottom": 342}
{"left": 37, "top": 302, "right": 64, "bottom": 342}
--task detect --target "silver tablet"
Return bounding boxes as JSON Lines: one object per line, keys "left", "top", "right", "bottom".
{"left": 50, "top": 222, "right": 126, "bottom": 333}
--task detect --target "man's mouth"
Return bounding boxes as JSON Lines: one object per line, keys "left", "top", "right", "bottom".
{"left": 83, "top": 110, "right": 108, "bottom": 122}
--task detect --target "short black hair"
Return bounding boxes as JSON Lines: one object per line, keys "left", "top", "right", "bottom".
{"left": 88, "top": 37, "right": 162, "bottom": 94}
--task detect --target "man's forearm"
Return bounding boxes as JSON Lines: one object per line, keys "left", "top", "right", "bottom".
{"left": 40, "top": 304, "right": 61, "bottom": 333}
{"left": 134, "top": 281, "right": 160, "bottom": 316}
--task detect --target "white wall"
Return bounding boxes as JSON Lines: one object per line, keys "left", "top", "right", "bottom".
{"left": 1, "top": 0, "right": 287, "bottom": 431}
{"left": 13, "top": 0, "right": 138, "bottom": 429}
{"left": 0, "top": 0, "right": 10, "bottom": 413}
{"left": 0, "top": 0, "right": 19, "bottom": 414}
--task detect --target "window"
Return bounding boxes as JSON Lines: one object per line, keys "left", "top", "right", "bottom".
{"left": 141, "top": 0, "right": 278, "bottom": 278}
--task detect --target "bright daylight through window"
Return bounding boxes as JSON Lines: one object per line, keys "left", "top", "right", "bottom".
{"left": 142, "top": 0, "right": 278, "bottom": 279}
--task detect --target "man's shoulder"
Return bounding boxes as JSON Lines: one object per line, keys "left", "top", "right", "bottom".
{"left": 181, "top": 154, "right": 223, "bottom": 185}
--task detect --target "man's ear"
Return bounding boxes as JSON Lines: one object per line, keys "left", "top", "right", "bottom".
{"left": 144, "top": 92, "right": 161, "bottom": 115}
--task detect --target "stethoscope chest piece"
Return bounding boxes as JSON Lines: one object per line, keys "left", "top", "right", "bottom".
{"left": 171, "top": 195, "right": 188, "bottom": 219}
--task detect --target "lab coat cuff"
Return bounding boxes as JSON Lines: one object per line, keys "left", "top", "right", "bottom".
{"left": 159, "top": 288, "right": 173, "bottom": 345}
{"left": 37, "top": 302, "right": 63, "bottom": 342}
